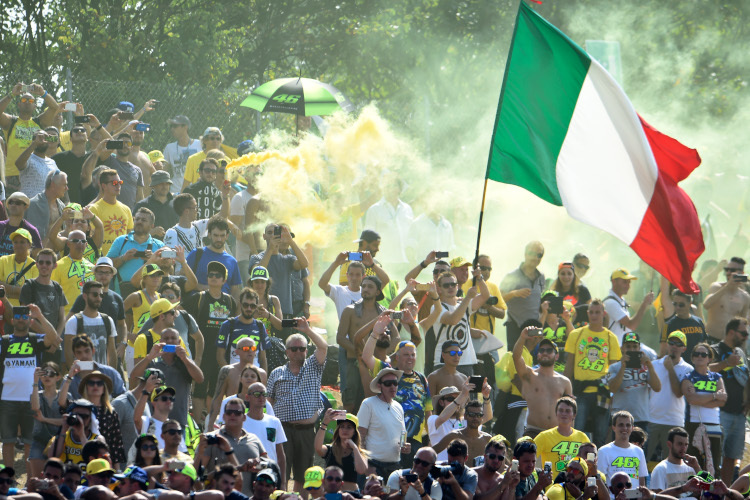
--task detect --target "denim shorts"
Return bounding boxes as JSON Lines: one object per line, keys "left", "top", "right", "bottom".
{"left": 720, "top": 411, "right": 746, "bottom": 459}
{"left": 0, "top": 400, "right": 35, "bottom": 444}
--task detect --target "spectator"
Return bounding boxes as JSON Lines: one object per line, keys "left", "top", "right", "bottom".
{"left": 115, "top": 466, "right": 150, "bottom": 496}
{"left": 703, "top": 257, "right": 750, "bottom": 344}
{"left": 87, "top": 167, "right": 134, "bottom": 254}
{"left": 26, "top": 169, "right": 67, "bottom": 241}
{"left": 387, "top": 447, "right": 444, "bottom": 500}
{"left": 243, "top": 382, "right": 287, "bottom": 480}
{"left": 63, "top": 334, "right": 126, "bottom": 399}
{"left": 247, "top": 266, "right": 284, "bottom": 337}
{"left": 183, "top": 158, "right": 227, "bottom": 220}
{"left": 405, "top": 254, "right": 449, "bottom": 325}
{"left": 186, "top": 216, "right": 242, "bottom": 298}
{"left": 545, "top": 458, "right": 596, "bottom": 500}
{"left": 164, "top": 193, "right": 212, "bottom": 266}
{"left": 603, "top": 268, "right": 655, "bottom": 344}
{"left": 465, "top": 254, "right": 507, "bottom": 337}
{"left": 364, "top": 177, "right": 413, "bottom": 267}
{"left": 16, "top": 127, "right": 60, "bottom": 198}
{"left": 318, "top": 252, "right": 364, "bottom": 319}
{"left": 63, "top": 281, "right": 117, "bottom": 367}
{"left": 133, "top": 170, "right": 178, "bottom": 240}
{"left": 533, "top": 396, "right": 590, "bottom": 474}
{"left": 563, "top": 299, "right": 621, "bottom": 446}
{"left": 249, "top": 223, "right": 310, "bottom": 324}
{"left": 216, "top": 288, "right": 269, "bottom": 369}
{"left": 315, "top": 409, "right": 367, "bottom": 491}
{"left": 427, "top": 341, "right": 468, "bottom": 411}
{"left": 597, "top": 411, "right": 648, "bottom": 485}
{"left": 473, "top": 439, "right": 517, "bottom": 500}
{"left": 320, "top": 466, "right": 356, "bottom": 500}
{"left": 53, "top": 120, "right": 98, "bottom": 204}
{"left": 606, "top": 332, "right": 661, "bottom": 430}
{"left": 681, "top": 343, "right": 725, "bottom": 474}
{"left": 339, "top": 230, "right": 391, "bottom": 288}
{"left": 212, "top": 464, "right": 245, "bottom": 500}
{"left": 163, "top": 461, "right": 199, "bottom": 495}
{"left": 649, "top": 427, "right": 700, "bottom": 492}
{"left": 710, "top": 317, "right": 749, "bottom": 483}
{"left": 133, "top": 375, "right": 188, "bottom": 455}
{"left": 108, "top": 206, "right": 165, "bottom": 297}
{"left": 50, "top": 399, "right": 103, "bottom": 464}
{"left": 131, "top": 327, "right": 205, "bottom": 427}
{"left": 214, "top": 365, "right": 271, "bottom": 427}
{"left": 0, "top": 84, "right": 58, "bottom": 192}
{"left": 432, "top": 400, "right": 492, "bottom": 465}
{"left": 127, "top": 123, "right": 157, "bottom": 193}
{"left": 0, "top": 228, "right": 39, "bottom": 307}
{"left": 149, "top": 150, "right": 170, "bottom": 173}
{"left": 94, "top": 132, "right": 145, "bottom": 209}
{"left": 646, "top": 332, "right": 693, "bottom": 464}
{"left": 437, "top": 439, "right": 478, "bottom": 500}
{"left": 163, "top": 115, "right": 201, "bottom": 194}
{"left": 28, "top": 364, "right": 66, "bottom": 480}
{"left": 124, "top": 263, "right": 165, "bottom": 354}
{"left": 266, "top": 318, "right": 327, "bottom": 494}
{"left": 133, "top": 434, "right": 161, "bottom": 470}
{"left": 132, "top": 298, "right": 189, "bottom": 376}
{"left": 500, "top": 241, "right": 546, "bottom": 348}
{"left": 46, "top": 204, "right": 104, "bottom": 264}
{"left": 246, "top": 468, "right": 277, "bottom": 500}
{"left": 427, "top": 384, "right": 485, "bottom": 463}
{"left": 160, "top": 419, "right": 192, "bottom": 462}
{"left": 127, "top": 246, "right": 199, "bottom": 298}
{"left": 576, "top": 443, "right": 609, "bottom": 500}
{"left": 181, "top": 127, "right": 238, "bottom": 191}
{"left": 659, "top": 287, "right": 707, "bottom": 360}
{"left": 112, "top": 370, "right": 156, "bottom": 458}
{"left": 0, "top": 191, "right": 43, "bottom": 257}
{"left": 552, "top": 261, "right": 592, "bottom": 306}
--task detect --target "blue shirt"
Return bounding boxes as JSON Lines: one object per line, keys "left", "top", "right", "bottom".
{"left": 216, "top": 317, "right": 269, "bottom": 364}
{"left": 187, "top": 246, "right": 242, "bottom": 294}
{"left": 106, "top": 233, "right": 165, "bottom": 281}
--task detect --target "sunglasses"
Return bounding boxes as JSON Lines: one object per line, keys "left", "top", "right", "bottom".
{"left": 724, "top": 267, "right": 743, "bottom": 273}
{"left": 487, "top": 453, "right": 504, "bottom": 461}
{"left": 479, "top": 266, "right": 492, "bottom": 271}
{"left": 19, "top": 97, "right": 35, "bottom": 103}
{"left": 164, "top": 428, "right": 182, "bottom": 435}
{"left": 71, "top": 219, "right": 87, "bottom": 225}
{"left": 441, "top": 282, "right": 458, "bottom": 289}
{"left": 692, "top": 351, "right": 709, "bottom": 358}
{"left": 158, "top": 396, "right": 175, "bottom": 402}
{"left": 379, "top": 379, "right": 398, "bottom": 387}
{"left": 110, "top": 180, "right": 124, "bottom": 186}
{"left": 256, "top": 478, "right": 275, "bottom": 486}
{"left": 239, "top": 345, "right": 257, "bottom": 352}
{"left": 225, "top": 409, "right": 244, "bottom": 416}
{"left": 13, "top": 314, "right": 29, "bottom": 320}
{"left": 538, "top": 347, "right": 556, "bottom": 354}
{"left": 614, "top": 482, "right": 632, "bottom": 489}
{"left": 442, "top": 396, "right": 456, "bottom": 403}
{"left": 164, "top": 310, "right": 176, "bottom": 316}
{"left": 248, "top": 391, "right": 267, "bottom": 398}
{"left": 43, "top": 370, "right": 58, "bottom": 377}
{"left": 444, "top": 350, "right": 463, "bottom": 356}
{"left": 667, "top": 340, "right": 685, "bottom": 347}
{"left": 87, "top": 379, "right": 105, "bottom": 387}
{"left": 71, "top": 128, "right": 86, "bottom": 133}
{"left": 466, "top": 412, "right": 484, "bottom": 418}
{"left": 288, "top": 346, "right": 306, "bottom": 353}
{"left": 0, "top": 478, "right": 14, "bottom": 485}
{"left": 70, "top": 238, "right": 87, "bottom": 244}
{"left": 205, "top": 135, "right": 222, "bottom": 140}
{"left": 207, "top": 272, "right": 224, "bottom": 279}
{"left": 413, "top": 457, "right": 434, "bottom": 467}
{"left": 242, "top": 303, "right": 258, "bottom": 309}
{"left": 37, "top": 260, "right": 55, "bottom": 267}
{"left": 305, "top": 486, "right": 320, "bottom": 491}
{"left": 433, "top": 268, "right": 447, "bottom": 274}
{"left": 7, "top": 200, "right": 26, "bottom": 206}
{"left": 140, "top": 444, "right": 158, "bottom": 451}
{"left": 73, "top": 413, "right": 91, "bottom": 420}
{"left": 88, "top": 291, "right": 103, "bottom": 297}
{"left": 326, "top": 477, "right": 343, "bottom": 483}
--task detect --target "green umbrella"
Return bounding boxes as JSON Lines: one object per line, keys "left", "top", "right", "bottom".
{"left": 240, "top": 77, "right": 354, "bottom": 116}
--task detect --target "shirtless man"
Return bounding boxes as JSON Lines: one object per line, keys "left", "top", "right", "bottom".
{"left": 433, "top": 400, "right": 492, "bottom": 464}
{"left": 427, "top": 340, "right": 468, "bottom": 408}
{"left": 208, "top": 337, "right": 266, "bottom": 428}
{"left": 337, "top": 275, "right": 389, "bottom": 412}
{"left": 703, "top": 257, "right": 750, "bottom": 343}
{"left": 474, "top": 439, "right": 519, "bottom": 500}
{"left": 513, "top": 329, "right": 573, "bottom": 437}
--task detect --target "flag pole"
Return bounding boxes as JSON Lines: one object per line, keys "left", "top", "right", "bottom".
{"left": 473, "top": 0, "right": 528, "bottom": 281}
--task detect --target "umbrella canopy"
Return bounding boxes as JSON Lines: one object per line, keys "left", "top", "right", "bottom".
{"left": 240, "top": 77, "right": 354, "bottom": 116}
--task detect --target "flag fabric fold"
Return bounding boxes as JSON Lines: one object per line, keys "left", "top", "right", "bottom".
{"left": 486, "top": 1, "right": 704, "bottom": 292}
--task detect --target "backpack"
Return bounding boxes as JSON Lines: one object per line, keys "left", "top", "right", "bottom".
{"left": 75, "top": 313, "right": 112, "bottom": 339}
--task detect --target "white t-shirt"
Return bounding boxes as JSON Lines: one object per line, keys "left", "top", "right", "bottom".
{"left": 357, "top": 396, "right": 405, "bottom": 462}
{"left": 164, "top": 219, "right": 209, "bottom": 272}
{"left": 649, "top": 357, "right": 692, "bottom": 426}
{"left": 433, "top": 302, "right": 477, "bottom": 365}
{"left": 427, "top": 414, "right": 468, "bottom": 462}
{"left": 139, "top": 416, "right": 188, "bottom": 452}
{"left": 597, "top": 442, "right": 648, "bottom": 482}
{"left": 215, "top": 396, "right": 275, "bottom": 427}
{"left": 64, "top": 313, "right": 117, "bottom": 366}
{"left": 327, "top": 284, "right": 362, "bottom": 319}
{"left": 387, "top": 470, "right": 443, "bottom": 500}
{"left": 604, "top": 290, "right": 631, "bottom": 344}
{"left": 650, "top": 459, "right": 695, "bottom": 492}
{"left": 163, "top": 139, "right": 202, "bottom": 194}
{"left": 241, "top": 414, "right": 287, "bottom": 462}
{"left": 229, "top": 190, "right": 257, "bottom": 262}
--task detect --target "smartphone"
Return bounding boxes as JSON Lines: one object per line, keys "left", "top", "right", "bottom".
{"left": 623, "top": 489, "right": 642, "bottom": 499}
{"left": 135, "top": 123, "right": 151, "bottom": 132}
{"left": 332, "top": 410, "right": 347, "bottom": 420}
{"left": 510, "top": 460, "right": 518, "bottom": 472}
{"left": 0, "top": 288, "right": 4, "bottom": 299}
{"left": 37, "top": 479, "right": 50, "bottom": 490}
{"left": 348, "top": 252, "right": 363, "bottom": 261}
{"left": 134, "top": 250, "right": 147, "bottom": 258}
{"left": 273, "top": 226, "right": 282, "bottom": 236}
{"left": 106, "top": 140, "right": 124, "bottom": 149}
{"left": 168, "top": 461, "right": 186, "bottom": 471}
{"left": 78, "top": 361, "right": 94, "bottom": 371}
{"left": 206, "top": 435, "right": 219, "bottom": 445}
{"left": 65, "top": 103, "right": 77, "bottom": 112}
{"left": 403, "top": 473, "right": 418, "bottom": 483}
{"left": 544, "top": 462, "right": 551, "bottom": 474}
{"left": 587, "top": 477, "right": 597, "bottom": 488}
{"left": 162, "top": 344, "right": 177, "bottom": 353}
{"left": 625, "top": 351, "right": 642, "bottom": 369}
{"left": 415, "top": 283, "right": 431, "bottom": 292}
{"left": 526, "top": 327, "right": 544, "bottom": 337}
{"left": 281, "top": 318, "right": 298, "bottom": 328}
{"left": 586, "top": 453, "right": 595, "bottom": 462}
{"left": 151, "top": 100, "right": 159, "bottom": 108}
{"left": 391, "top": 311, "right": 403, "bottom": 320}
{"left": 161, "top": 250, "right": 177, "bottom": 259}
{"left": 469, "top": 375, "right": 484, "bottom": 393}
{"left": 734, "top": 274, "right": 748, "bottom": 282}
{"left": 21, "top": 84, "right": 30, "bottom": 93}
{"left": 45, "top": 135, "right": 58, "bottom": 142}
{"left": 119, "top": 111, "right": 134, "bottom": 120}
{"left": 435, "top": 251, "right": 449, "bottom": 258}
{"left": 74, "top": 115, "right": 90, "bottom": 124}
{"left": 548, "top": 296, "right": 564, "bottom": 314}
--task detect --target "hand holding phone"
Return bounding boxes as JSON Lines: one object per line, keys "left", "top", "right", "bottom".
{"left": 162, "top": 345, "right": 177, "bottom": 353}
{"left": 435, "top": 251, "right": 449, "bottom": 259}
{"left": 78, "top": 360, "right": 94, "bottom": 371}
{"left": 391, "top": 311, "right": 403, "bottom": 320}
{"left": 281, "top": 318, "right": 299, "bottom": 328}
{"left": 348, "top": 252, "right": 363, "bottom": 261}
{"left": 74, "top": 115, "right": 91, "bottom": 124}
{"left": 106, "top": 140, "right": 124, "bottom": 150}
{"left": 64, "top": 103, "right": 77, "bottom": 112}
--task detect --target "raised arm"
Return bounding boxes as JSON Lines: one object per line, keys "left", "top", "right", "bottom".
{"left": 361, "top": 313, "right": 392, "bottom": 371}
{"left": 512, "top": 327, "right": 533, "bottom": 381}
{"left": 319, "top": 252, "right": 348, "bottom": 295}
{"left": 296, "top": 317, "right": 328, "bottom": 364}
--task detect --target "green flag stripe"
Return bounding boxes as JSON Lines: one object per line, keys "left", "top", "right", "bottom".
{"left": 487, "top": 2, "right": 591, "bottom": 206}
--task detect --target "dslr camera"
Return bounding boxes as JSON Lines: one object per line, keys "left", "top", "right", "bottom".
{"left": 431, "top": 461, "right": 464, "bottom": 479}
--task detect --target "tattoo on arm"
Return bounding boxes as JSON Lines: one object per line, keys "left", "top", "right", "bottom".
{"left": 213, "top": 366, "right": 230, "bottom": 399}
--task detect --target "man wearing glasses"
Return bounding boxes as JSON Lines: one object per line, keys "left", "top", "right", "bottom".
{"left": 134, "top": 376, "right": 187, "bottom": 454}
{"left": 243, "top": 381, "right": 287, "bottom": 481}
{"left": 0, "top": 228, "right": 39, "bottom": 307}
{"left": 216, "top": 288, "right": 269, "bottom": 368}
{"left": 163, "top": 115, "right": 201, "bottom": 195}
{"left": 500, "top": 241, "right": 546, "bottom": 349}
{"left": 473, "top": 439, "right": 516, "bottom": 500}
{"left": 0, "top": 192, "right": 43, "bottom": 258}
{"left": 603, "top": 268, "right": 654, "bottom": 345}
{"left": 703, "top": 257, "right": 750, "bottom": 344}
{"left": 545, "top": 458, "right": 597, "bottom": 500}
{"left": 94, "top": 132, "right": 145, "bottom": 209}
{"left": 53, "top": 116, "right": 105, "bottom": 205}
{"left": 660, "top": 289, "right": 707, "bottom": 361}
{"left": 322, "top": 466, "right": 356, "bottom": 500}
{"left": 87, "top": 168, "right": 134, "bottom": 254}
{"left": 108, "top": 207, "right": 165, "bottom": 297}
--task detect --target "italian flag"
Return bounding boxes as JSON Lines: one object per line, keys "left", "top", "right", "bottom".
{"left": 487, "top": 2, "right": 704, "bottom": 293}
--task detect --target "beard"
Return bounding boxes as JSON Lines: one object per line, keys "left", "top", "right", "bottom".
{"left": 375, "top": 337, "right": 391, "bottom": 348}
{"left": 538, "top": 358, "right": 556, "bottom": 367}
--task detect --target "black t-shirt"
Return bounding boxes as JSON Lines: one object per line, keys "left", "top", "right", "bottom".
{"left": 19, "top": 279, "right": 68, "bottom": 330}
{"left": 182, "top": 291, "right": 236, "bottom": 373}
{"left": 70, "top": 289, "right": 125, "bottom": 321}
{"left": 711, "top": 341, "right": 749, "bottom": 414}
{"left": 183, "top": 181, "right": 221, "bottom": 220}
{"left": 52, "top": 151, "right": 91, "bottom": 204}
{"left": 325, "top": 445, "right": 358, "bottom": 482}
{"left": 663, "top": 314, "right": 707, "bottom": 363}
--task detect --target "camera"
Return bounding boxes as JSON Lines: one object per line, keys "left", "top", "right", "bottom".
{"left": 391, "top": 311, "right": 403, "bottom": 320}
{"left": 206, "top": 435, "right": 220, "bottom": 445}
{"left": 37, "top": 479, "right": 50, "bottom": 490}
{"left": 403, "top": 473, "right": 418, "bottom": 483}
{"left": 45, "top": 135, "right": 58, "bottom": 143}
{"left": 66, "top": 414, "right": 80, "bottom": 426}
{"left": 431, "top": 462, "right": 464, "bottom": 479}
{"left": 74, "top": 115, "right": 90, "bottom": 124}
{"left": 486, "top": 296, "right": 499, "bottom": 306}
{"left": 435, "top": 251, "right": 449, "bottom": 258}
{"left": 281, "top": 318, "right": 298, "bottom": 328}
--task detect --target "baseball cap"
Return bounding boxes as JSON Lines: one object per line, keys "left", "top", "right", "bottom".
{"left": 208, "top": 261, "right": 228, "bottom": 279}
{"left": 250, "top": 266, "right": 270, "bottom": 281}
{"left": 87, "top": 458, "right": 115, "bottom": 475}
{"left": 354, "top": 229, "right": 380, "bottom": 243}
{"left": 203, "top": 127, "right": 223, "bottom": 139}
{"left": 394, "top": 340, "right": 416, "bottom": 354}
{"left": 667, "top": 331, "right": 687, "bottom": 346}
{"left": 139, "top": 367, "right": 165, "bottom": 382}
{"left": 449, "top": 256, "right": 471, "bottom": 268}
{"left": 173, "top": 463, "right": 197, "bottom": 481}
{"left": 611, "top": 268, "right": 637, "bottom": 280}
{"left": 7, "top": 192, "right": 30, "bottom": 206}
{"left": 340, "top": 413, "right": 359, "bottom": 427}
{"left": 142, "top": 264, "right": 164, "bottom": 277}
{"left": 67, "top": 399, "right": 95, "bottom": 413}
{"left": 150, "top": 170, "right": 172, "bottom": 187}
{"left": 66, "top": 202, "right": 83, "bottom": 211}
{"left": 148, "top": 150, "right": 166, "bottom": 164}
{"left": 151, "top": 386, "right": 176, "bottom": 402}
{"left": 117, "top": 101, "right": 135, "bottom": 113}
{"left": 237, "top": 139, "right": 255, "bottom": 155}
{"left": 150, "top": 298, "right": 178, "bottom": 318}
{"left": 438, "top": 386, "right": 460, "bottom": 397}
{"left": 0, "top": 464, "right": 15, "bottom": 477}
{"left": 94, "top": 257, "right": 117, "bottom": 276}
{"left": 115, "top": 466, "right": 149, "bottom": 486}
{"left": 9, "top": 228, "right": 32, "bottom": 244}
{"left": 688, "top": 471, "right": 714, "bottom": 482}
{"left": 567, "top": 457, "right": 588, "bottom": 476}
{"left": 256, "top": 468, "right": 278, "bottom": 485}
{"left": 362, "top": 275, "right": 385, "bottom": 301}
{"left": 303, "top": 466, "right": 324, "bottom": 489}
{"left": 622, "top": 332, "right": 640, "bottom": 345}
{"left": 167, "top": 115, "right": 191, "bottom": 128}
{"left": 538, "top": 338, "right": 559, "bottom": 352}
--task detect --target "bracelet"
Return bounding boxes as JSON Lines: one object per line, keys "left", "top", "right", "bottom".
{"left": 142, "top": 390, "right": 150, "bottom": 396}
{"left": 62, "top": 375, "right": 70, "bottom": 381}
{"left": 429, "top": 295, "right": 439, "bottom": 300}
{"left": 41, "top": 91, "right": 48, "bottom": 99}
{"left": 420, "top": 261, "right": 427, "bottom": 269}
{"left": 319, "top": 424, "right": 327, "bottom": 431}
{"left": 95, "top": 124, "right": 103, "bottom": 131}
{"left": 225, "top": 449, "right": 234, "bottom": 455}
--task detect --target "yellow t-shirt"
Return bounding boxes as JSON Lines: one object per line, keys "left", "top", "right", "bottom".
{"left": 89, "top": 198, "right": 134, "bottom": 254}
{"left": 0, "top": 254, "right": 38, "bottom": 306}
{"left": 495, "top": 347, "right": 531, "bottom": 397}
{"left": 462, "top": 280, "right": 507, "bottom": 333}
{"left": 182, "top": 144, "right": 238, "bottom": 185}
{"left": 5, "top": 117, "right": 41, "bottom": 177}
{"left": 47, "top": 430, "right": 99, "bottom": 464}
{"left": 58, "top": 130, "right": 72, "bottom": 152}
{"left": 131, "top": 290, "right": 160, "bottom": 336}
{"left": 133, "top": 329, "right": 188, "bottom": 359}
{"left": 51, "top": 256, "right": 95, "bottom": 314}
{"left": 564, "top": 326, "right": 621, "bottom": 388}
{"left": 534, "top": 427, "right": 590, "bottom": 473}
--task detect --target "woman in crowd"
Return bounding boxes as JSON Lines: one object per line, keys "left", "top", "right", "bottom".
{"left": 248, "top": 265, "right": 283, "bottom": 334}
{"left": 134, "top": 433, "right": 164, "bottom": 483}
{"left": 29, "top": 363, "right": 67, "bottom": 479}
{"left": 314, "top": 409, "right": 368, "bottom": 491}
{"left": 551, "top": 262, "right": 591, "bottom": 306}
{"left": 124, "top": 265, "right": 163, "bottom": 335}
